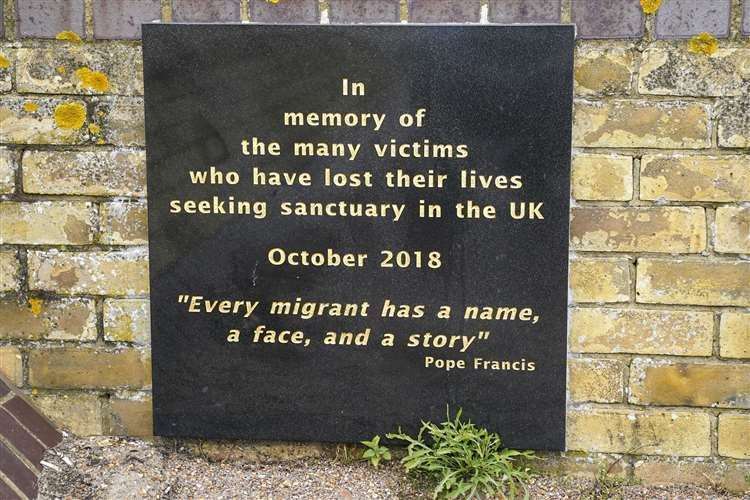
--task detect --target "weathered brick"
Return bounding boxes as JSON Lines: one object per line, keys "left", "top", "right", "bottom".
{"left": 106, "top": 395, "right": 153, "bottom": 436}
{"left": 569, "top": 257, "right": 630, "bottom": 303}
{"left": 29, "top": 348, "right": 151, "bottom": 389}
{"left": 0, "top": 48, "right": 12, "bottom": 92}
{"left": 16, "top": 45, "right": 143, "bottom": 95}
{"left": 172, "top": 0, "right": 240, "bottom": 22}
{"left": 568, "top": 357, "right": 624, "bottom": 403}
{"left": 27, "top": 250, "right": 149, "bottom": 296}
{"left": 573, "top": 100, "right": 710, "bottom": 149}
{"left": 329, "top": 0, "right": 399, "bottom": 23}
{"left": 0, "top": 201, "right": 95, "bottom": 245}
{"left": 0, "top": 148, "right": 16, "bottom": 194}
{"left": 408, "top": 0, "right": 479, "bottom": 22}
{"left": 103, "top": 298, "right": 150, "bottom": 344}
{"left": 0, "top": 96, "right": 89, "bottom": 144}
{"left": 571, "top": 0, "right": 644, "bottom": 39}
{"left": 16, "top": 0, "right": 85, "bottom": 38}
{"left": 715, "top": 206, "right": 750, "bottom": 254}
{"left": 31, "top": 392, "right": 103, "bottom": 436}
{"left": 718, "top": 94, "right": 750, "bottom": 148}
{"left": 637, "top": 259, "right": 750, "bottom": 306}
{"left": 640, "top": 155, "right": 750, "bottom": 202}
{"left": 655, "top": 0, "right": 730, "bottom": 39}
{"left": 22, "top": 149, "right": 146, "bottom": 196}
{"left": 0, "top": 250, "right": 19, "bottom": 292}
{"left": 639, "top": 47, "right": 749, "bottom": 97}
{"left": 96, "top": 97, "right": 145, "bottom": 146}
{"left": 574, "top": 46, "right": 634, "bottom": 96}
{"left": 249, "top": 0, "right": 319, "bottom": 23}
{"left": 634, "top": 459, "right": 750, "bottom": 494}
{"left": 745, "top": 1, "right": 750, "bottom": 36}
{"left": 0, "top": 346, "right": 23, "bottom": 386}
{"left": 571, "top": 154, "right": 632, "bottom": 200}
{"left": 99, "top": 200, "right": 147, "bottom": 245}
{"left": 488, "top": 0, "right": 560, "bottom": 23}
{"left": 93, "top": 0, "right": 161, "bottom": 39}
{"left": 0, "top": 298, "right": 96, "bottom": 341}
{"left": 629, "top": 358, "right": 750, "bottom": 409}
{"left": 567, "top": 409, "right": 710, "bottom": 456}
{"left": 570, "top": 207, "right": 706, "bottom": 253}
{"left": 720, "top": 312, "right": 749, "bottom": 359}
{"left": 570, "top": 307, "right": 713, "bottom": 356}
{"left": 718, "top": 413, "right": 750, "bottom": 459}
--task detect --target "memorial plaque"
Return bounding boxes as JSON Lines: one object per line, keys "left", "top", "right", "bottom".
{"left": 143, "top": 24, "right": 574, "bottom": 450}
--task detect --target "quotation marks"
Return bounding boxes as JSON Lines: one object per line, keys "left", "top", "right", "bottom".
{"left": 478, "top": 331, "right": 490, "bottom": 340}
{"left": 177, "top": 294, "right": 190, "bottom": 304}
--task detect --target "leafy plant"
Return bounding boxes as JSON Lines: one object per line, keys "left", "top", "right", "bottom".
{"left": 387, "top": 408, "right": 535, "bottom": 499}
{"left": 360, "top": 435, "right": 391, "bottom": 468}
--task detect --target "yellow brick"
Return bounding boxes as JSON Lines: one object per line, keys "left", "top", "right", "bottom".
{"left": 98, "top": 97, "right": 144, "bottom": 147}
{"left": 715, "top": 206, "right": 750, "bottom": 254}
{"left": 637, "top": 258, "right": 750, "bottom": 306}
{"left": 570, "top": 207, "right": 705, "bottom": 253}
{"left": 0, "top": 250, "right": 19, "bottom": 292}
{"left": 32, "top": 392, "right": 103, "bottom": 436}
{"left": 571, "top": 154, "right": 632, "bottom": 201}
{"left": 718, "top": 413, "right": 750, "bottom": 459}
{"left": 719, "top": 95, "right": 750, "bottom": 148}
{"left": 633, "top": 459, "right": 750, "bottom": 494}
{"left": 0, "top": 201, "right": 95, "bottom": 245}
{"left": 629, "top": 359, "right": 750, "bottom": 409}
{"left": 15, "top": 45, "right": 142, "bottom": 95}
{"left": 0, "top": 148, "right": 15, "bottom": 194}
{"left": 568, "top": 358, "right": 624, "bottom": 403}
{"left": 27, "top": 250, "right": 149, "bottom": 296}
{"left": 0, "top": 346, "right": 23, "bottom": 386}
{"left": 640, "top": 155, "right": 750, "bottom": 202}
{"left": 572, "top": 100, "right": 710, "bottom": 149}
{"left": 107, "top": 395, "right": 153, "bottom": 437}
{"left": 22, "top": 149, "right": 146, "bottom": 196}
{"left": 570, "top": 257, "right": 630, "bottom": 303}
{"left": 29, "top": 348, "right": 151, "bottom": 389}
{"left": 567, "top": 409, "right": 710, "bottom": 456}
{"left": 570, "top": 307, "right": 713, "bottom": 356}
{"left": 0, "top": 298, "right": 96, "bottom": 341}
{"left": 100, "top": 201, "right": 147, "bottom": 245}
{"left": 720, "top": 312, "right": 749, "bottom": 359}
{"left": 103, "top": 299, "right": 150, "bottom": 344}
{"left": 574, "top": 45, "right": 634, "bottom": 96}
{"left": 0, "top": 96, "right": 88, "bottom": 145}
{"left": 638, "top": 47, "right": 750, "bottom": 97}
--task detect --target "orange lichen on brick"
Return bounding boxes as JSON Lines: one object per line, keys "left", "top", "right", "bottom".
{"left": 56, "top": 65, "right": 67, "bottom": 75}
{"left": 22, "top": 101, "right": 39, "bottom": 113}
{"left": 28, "top": 298, "right": 43, "bottom": 316}
{"left": 54, "top": 102, "right": 87, "bottom": 130}
{"left": 640, "top": 0, "right": 661, "bottom": 14}
{"left": 88, "top": 123, "right": 101, "bottom": 135}
{"left": 0, "top": 54, "right": 9, "bottom": 69}
{"left": 55, "top": 31, "right": 82, "bottom": 43}
{"left": 75, "top": 67, "right": 110, "bottom": 92}
{"left": 266, "top": 0, "right": 281, "bottom": 3}
{"left": 688, "top": 33, "right": 719, "bottom": 56}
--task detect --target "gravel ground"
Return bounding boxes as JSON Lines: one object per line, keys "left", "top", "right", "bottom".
{"left": 38, "top": 436, "right": 748, "bottom": 499}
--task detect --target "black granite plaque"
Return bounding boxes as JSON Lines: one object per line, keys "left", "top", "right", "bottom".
{"left": 143, "top": 24, "right": 574, "bottom": 450}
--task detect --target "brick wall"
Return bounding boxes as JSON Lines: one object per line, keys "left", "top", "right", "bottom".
{"left": 0, "top": 0, "right": 748, "bottom": 491}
